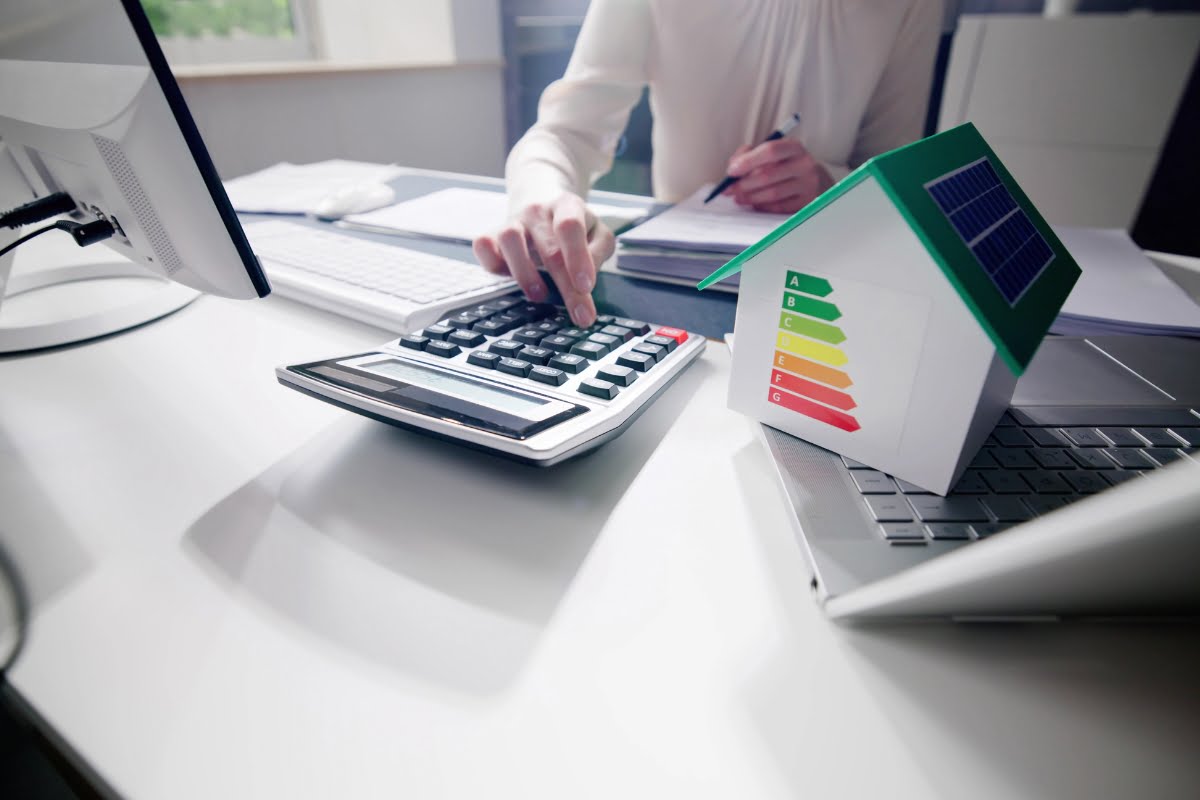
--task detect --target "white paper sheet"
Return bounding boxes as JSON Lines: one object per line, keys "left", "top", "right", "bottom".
{"left": 616, "top": 184, "right": 791, "bottom": 253}
{"left": 1051, "top": 227, "right": 1200, "bottom": 337}
{"left": 342, "top": 187, "right": 651, "bottom": 243}
{"left": 223, "top": 160, "right": 403, "bottom": 215}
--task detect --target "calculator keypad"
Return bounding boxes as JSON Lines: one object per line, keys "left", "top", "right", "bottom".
{"left": 401, "top": 293, "right": 691, "bottom": 404}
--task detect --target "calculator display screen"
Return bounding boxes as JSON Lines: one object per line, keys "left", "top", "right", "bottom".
{"left": 365, "top": 359, "right": 548, "bottom": 417}
{"left": 292, "top": 353, "right": 588, "bottom": 440}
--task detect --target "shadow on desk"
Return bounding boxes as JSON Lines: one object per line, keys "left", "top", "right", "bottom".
{"left": 183, "top": 359, "right": 709, "bottom": 696}
{"left": 729, "top": 441, "right": 1200, "bottom": 799}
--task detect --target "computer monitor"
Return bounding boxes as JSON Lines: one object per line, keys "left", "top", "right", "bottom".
{"left": 0, "top": 0, "right": 269, "bottom": 352}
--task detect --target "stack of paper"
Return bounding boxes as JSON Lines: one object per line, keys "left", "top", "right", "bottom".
{"left": 223, "top": 160, "right": 403, "bottom": 215}
{"left": 615, "top": 186, "right": 791, "bottom": 288}
{"left": 342, "top": 187, "right": 651, "bottom": 244}
{"left": 1050, "top": 227, "right": 1200, "bottom": 337}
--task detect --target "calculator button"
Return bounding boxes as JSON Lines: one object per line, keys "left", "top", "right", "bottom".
{"left": 518, "top": 346, "right": 553, "bottom": 366}
{"left": 448, "top": 330, "right": 486, "bottom": 349}
{"left": 908, "top": 496, "right": 989, "bottom": 523}
{"left": 490, "top": 314, "right": 521, "bottom": 332}
{"left": 596, "top": 364, "right": 638, "bottom": 386}
{"left": 483, "top": 297, "right": 522, "bottom": 312}
{"left": 586, "top": 332, "right": 620, "bottom": 351}
{"left": 467, "top": 351, "right": 500, "bottom": 369}
{"left": 532, "top": 321, "right": 561, "bottom": 335}
{"left": 616, "top": 351, "right": 655, "bottom": 372}
{"left": 540, "top": 335, "right": 577, "bottom": 353}
{"left": 447, "top": 312, "right": 482, "bottom": 330}
{"left": 400, "top": 334, "right": 428, "bottom": 351}
{"left": 632, "top": 343, "right": 666, "bottom": 362}
{"left": 422, "top": 323, "right": 453, "bottom": 341}
{"left": 654, "top": 326, "right": 688, "bottom": 345}
{"left": 558, "top": 327, "right": 588, "bottom": 340}
{"left": 643, "top": 334, "right": 678, "bottom": 353}
{"left": 472, "top": 319, "right": 508, "bottom": 336}
{"left": 425, "top": 340, "right": 461, "bottom": 358}
{"left": 497, "top": 357, "right": 532, "bottom": 377}
{"left": 529, "top": 366, "right": 568, "bottom": 386}
{"left": 570, "top": 341, "right": 608, "bottom": 360}
{"left": 489, "top": 340, "right": 525, "bottom": 358}
{"left": 513, "top": 328, "right": 546, "bottom": 346}
{"left": 599, "top": 325, "right": 635, "bottom": 342}
{"left": 614, "top": 318, "right": 650, "bottom": 335}
{"left": 595, "top": 315, "right": 616, "bottom": 325}
{"left": 549, "top": 353, "right": 588, "bottom": 374}
{"left": 579, "top": 379, "right": 619, "bottom": 400}
{"left": 864, "top": 496, "right": 913, "bottom": 523}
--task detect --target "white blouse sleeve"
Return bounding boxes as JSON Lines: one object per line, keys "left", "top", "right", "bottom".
{"left": 848, "top": 0, "right": 943, "bottom": 169}
{"left": 504, "top": 0, "right": 653, "bottom": 215}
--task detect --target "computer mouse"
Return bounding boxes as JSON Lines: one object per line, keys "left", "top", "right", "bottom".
{"left": 314, "top": 182, "right": 397, "bottom": 218}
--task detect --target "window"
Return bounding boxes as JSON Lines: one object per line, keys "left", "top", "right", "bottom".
{"left": 141, "top": 0, "right": 313, "bottom": 65}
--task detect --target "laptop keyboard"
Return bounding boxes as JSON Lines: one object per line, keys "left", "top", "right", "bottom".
{"left": 848, "top": 407, "right": 1200, "bottom": 544}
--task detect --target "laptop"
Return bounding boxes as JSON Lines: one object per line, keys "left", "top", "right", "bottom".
{"left": 757, "top": 334, "right": 1200, "bottom": 621}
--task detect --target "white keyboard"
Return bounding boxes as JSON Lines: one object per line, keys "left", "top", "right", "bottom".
{"left": 244, "top": 219, "right": 516, "bottom": 333}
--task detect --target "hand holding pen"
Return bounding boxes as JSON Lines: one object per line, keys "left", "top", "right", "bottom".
{"left": 705, "top": 112, "right": 835, "bottom": 214}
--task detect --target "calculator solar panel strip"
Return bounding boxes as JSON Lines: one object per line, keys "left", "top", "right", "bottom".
{"left": 276, "top": 293, "right": 705, "bottom": 465}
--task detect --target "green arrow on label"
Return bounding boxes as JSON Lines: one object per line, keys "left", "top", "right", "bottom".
{"left": 781, "top": 291, "right": 841, "bottom": 321}
{"left": 778, "top": 311, "right": 846, "bottom": 345}
{"left": 784, "top": 271, "right": 833, "bottom": 297}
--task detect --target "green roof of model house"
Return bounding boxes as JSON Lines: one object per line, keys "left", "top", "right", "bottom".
{"left": 699, "top": 123, "right": 1080, "bottom": 375}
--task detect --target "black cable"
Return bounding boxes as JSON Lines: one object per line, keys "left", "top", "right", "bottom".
{"left": 0, "top": 192, "right": 76, "bottom": 229}
{"left": 0, "top": 222, "right": 58, "bottom": 258}
{"left": 0, "top": 218, "right": 116, "bottom": 259}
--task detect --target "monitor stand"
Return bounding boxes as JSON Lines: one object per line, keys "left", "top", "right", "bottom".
{"left": 0, "top": 243, "right": 198, "bottom": 354}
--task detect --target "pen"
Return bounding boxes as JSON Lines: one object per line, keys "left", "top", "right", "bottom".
{"left": 703, "top": 112, "right": 802, "bottom": 204}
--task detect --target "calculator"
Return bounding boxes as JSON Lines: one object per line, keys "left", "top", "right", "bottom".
{"left": 276, "top": 292, "right": 706, "bottom": 465}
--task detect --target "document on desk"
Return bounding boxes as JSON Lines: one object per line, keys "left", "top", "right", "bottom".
{"left": 1051, "top": 226, "right": 1200, "bottom": 337}
{"left": 617, "top": 184, "right": 791, "bottom": 253}
{"left": 341, "top": 187, "right": 652, "bottom": 244}
{"left": 223, "top": 160, "right": 403, "bottom": 215}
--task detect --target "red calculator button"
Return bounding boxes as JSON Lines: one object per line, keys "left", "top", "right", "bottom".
{"left": 655, "top": 326, "right": 688, "bottom": 345}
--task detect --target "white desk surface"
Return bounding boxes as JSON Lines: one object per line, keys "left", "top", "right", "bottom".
{"left": 2, "top": 241, "right": 1200, "bottom": 799}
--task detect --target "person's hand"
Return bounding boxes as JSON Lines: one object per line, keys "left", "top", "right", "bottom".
{"left": 473, "top": 193, "right": 614, "bottom": 327}
{"left": 723, "top": 138, "right": 835, "bottom": 214}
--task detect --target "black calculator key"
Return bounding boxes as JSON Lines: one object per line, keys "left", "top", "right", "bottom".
{"left": 614, "top": 319, "right": 652, "bottom": 335}
{"left": 558, "top": 327, "right": 588, "bottom": 340}
{"left": 497, "top": 357, "right": 532, "bottom": 377}
{"left": 579, "top": 379, "right": 619, "bottom": 400}
{"left": 587, "top": 333, "right": 620, "bottom": 350}
{"left": 597, "top": 364, "right": 637, "bottom": 386}
{"left": 614, "top": 318, "right": 650, "bottom": 335}
{"left": 599, "top": 325, "right": 635, "bottom": 342}
{"left": 532, "top": 321, "right": 561, "bottom": 335}
{"left": 594, "top": 315, "right": 616, "bottom": 325}
{"left": 425, "top": 340, "right": 461, "bottom": 358}
{"left": 422, "top": 323, "right": 453, "bottom": 341}
{"left": 518, "top": 303, "right": 555, "bottom": 321}
{"left": 632, "top": 343, "right": 666, "bottom": 362}
{"left": 490, "top": 314, "right": 521, "bottom": 332}
{"left": 616, "top": 351, "right": 655, "bottom": 372}
{"left": 518, "top": 346, "right": 553, "bottom": 365}
{"left": 467, "top": 351, "right": 500, "bottom": 369}
{"left": 513, "top": 328, "right": 546, "bottom": 346}
{"left": 643, "top": 334, "right": 678, "bottom": 353}
{"left": 448, "top": 330, "right": 486, "bottom": 348}
{"left": 473, "top": 319, "right": 508, "bottom": 336}
{"left": 400, "top": 334, "right": 428, "bottom": 351}
{"left": 570, "top": 341, "right": 608, "bottom": 360}
{"left": 483, "top": 297, "right": 522, "bottom": 312}
{"left": 541, "top": 335, "right": 577, "bottom": 353}
{"left": 549, "top": 353, "right": 587, "bottom": 374}
{"left": 447, "top": 312, "right": 481, "bottom": 330}
{"left": 529, "top": 366, "right": 568, "bottom": 386}
{"left": 489, "top": 340, "right": 525, "bottom": 358}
